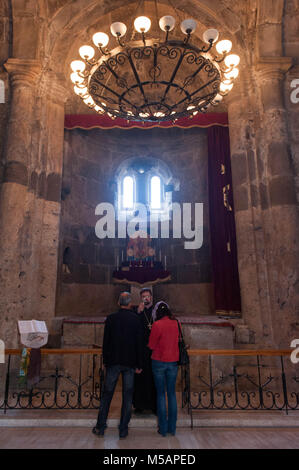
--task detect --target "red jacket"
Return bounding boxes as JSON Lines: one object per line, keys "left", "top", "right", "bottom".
{"left": 148, "top": 316, "right": 179, "bottom": 362}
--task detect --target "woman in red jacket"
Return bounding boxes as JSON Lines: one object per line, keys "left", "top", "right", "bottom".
{"left": 148, "top": 302, "right": 179, "bottom": 436}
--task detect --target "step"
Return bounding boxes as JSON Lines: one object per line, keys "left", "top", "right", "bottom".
{"left": 0, "top": 410, "right": 298, "bottom": 428}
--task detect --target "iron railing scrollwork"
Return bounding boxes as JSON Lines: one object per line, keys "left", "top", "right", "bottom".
{"left": 1, "top": 348, "right": 298, "bottom": 429}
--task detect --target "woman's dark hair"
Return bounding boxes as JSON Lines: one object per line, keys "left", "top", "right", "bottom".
{"left": 156, "top": 302, "right": 176, "bottom": 321}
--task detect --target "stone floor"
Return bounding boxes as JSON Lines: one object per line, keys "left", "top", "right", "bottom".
{"left": 1, "top": 393, "right": 299, "bottom": 449}
{"left": 1, "top": 426, "right": 299, "bottom": 449}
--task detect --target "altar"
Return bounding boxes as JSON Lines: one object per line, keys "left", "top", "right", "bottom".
{"left": 61, "top": 314, "right": 236, "bottom": 387}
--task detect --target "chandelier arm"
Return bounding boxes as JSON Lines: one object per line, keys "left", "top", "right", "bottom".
{"left": 99, "top": 46, "right": 110, "bottom": 56}
{"left": 213, "top": 55, "right": 226, "bottom": 63}
{"left": 200, "top": 42, "right": 213, "bottom": 54}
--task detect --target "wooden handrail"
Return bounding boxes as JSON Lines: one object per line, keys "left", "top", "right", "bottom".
{"left": 4, "top": 348, "right": 292, "bottom": 356}
{"left": 5, "top": 348, "right": 102, "bottom": 355}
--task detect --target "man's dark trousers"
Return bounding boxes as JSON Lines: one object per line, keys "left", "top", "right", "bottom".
{"left": 96, "top": 365, "right": 135, "bottom": 435}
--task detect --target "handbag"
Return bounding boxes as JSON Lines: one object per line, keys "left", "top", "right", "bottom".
{"left": 176, "top": 320, "right": 189, "bottom": 366}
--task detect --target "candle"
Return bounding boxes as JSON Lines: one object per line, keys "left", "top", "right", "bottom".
{"left": 159, "top": 249, "right": 161, "bottom": 261}
{"left": 116, "top": 255, "right": 119, "bottom": 270}
{"left": 164, "top": 255, "right": 167, "bottom": 270}
{"left": 121, "top": 250, "right": 124, "bottom": 262}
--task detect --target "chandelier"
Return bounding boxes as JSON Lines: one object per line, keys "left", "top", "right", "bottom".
{"left": 70, "top": 4, "right": 240, "bottom": 122}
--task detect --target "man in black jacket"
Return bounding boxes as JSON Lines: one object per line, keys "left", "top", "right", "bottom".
{"left": 92, "top": 292, "right": 143, "bottom": 439}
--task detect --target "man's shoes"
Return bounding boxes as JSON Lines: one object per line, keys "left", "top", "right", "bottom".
{"left": 119, "top": 431, "right": 128, "bottom": 439}
{"left": 92, "top": 426, "right": 105, "bottom": 437}
{"left": 157, "top": 429, "right": 167, "bottom": 437}
{"left": 134, "top": 408, "right": 143, "bottom": 414}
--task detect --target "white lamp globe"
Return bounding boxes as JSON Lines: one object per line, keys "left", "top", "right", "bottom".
{"left": 220, "top": 82, "right": 234, "bottom": 93}
{"left": 224, "top": 68, "right": 239, "bottom": 80}
{"left": 110, "top": 22, "right": 127, "bottom": 37}
{"left": 83, "top": 95, "right": 95, "bottom": 106}
{"left": 79, "top": 45, "right": 95, "bottom": 60}
{"left": 70, "top": 72, "right": 85, "bottom": 84}
{"left": 74, "top": 86, "right": 88, "bottom": 96}
{"left": 70, "top": 60, "right": 85, "bottom": 73}
{"left": 180, "top": 19, "right": 197, "bottom": 35}
{"left": 203, "top": 28, "right": 219, "bottom": 44}
{"left": 213, "top": 93, "right": 223, "bottom": 103}
{"left": 216, "top": 39, "right": 232, "bottom": 55}
{"left": 224, "top": 54, "right": 240, "bottom": 68}
{"left": 159, "top": 16, "right": 175, "bottom": 32}
{"left": 92, "top": 32, "right": 109, "bottom": 47}
{"left": 94, "top": 105, "right": 104, "bottom": 113}
{"left": 134, "top": 16, "right": 151, "bottom": 33}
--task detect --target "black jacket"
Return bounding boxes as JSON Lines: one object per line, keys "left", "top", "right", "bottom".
{"left": 102, "top": 308, "right": 143, "bottom": 369}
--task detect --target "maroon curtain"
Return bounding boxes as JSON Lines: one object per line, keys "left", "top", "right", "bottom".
{"left": 208, "top": 126, "right": 241, "bottom": 313}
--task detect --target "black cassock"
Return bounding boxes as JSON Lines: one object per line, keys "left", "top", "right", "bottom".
{"left": 133, "top": 306, "right": 157, "bottom": 412}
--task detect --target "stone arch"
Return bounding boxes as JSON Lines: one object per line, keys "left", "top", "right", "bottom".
{"left": 45, "top": 0, "right": 246, "bottom": 79}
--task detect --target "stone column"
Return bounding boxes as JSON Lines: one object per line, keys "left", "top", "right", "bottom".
{"left": 254, "top": 57, "right": 299, "bottom": 347}
{"left": 0, "top": 59, "right": 41, "bottom": 347}
{"left": 33, "top": 74, "right": 67, "bottom": 333}
{"left": 0, "top": 61, "right": 67, "bottom": 348}
{"left": 226, "top": 77, "right": 274, "bottom": 348}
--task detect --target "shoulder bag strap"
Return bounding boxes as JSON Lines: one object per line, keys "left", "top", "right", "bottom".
{"left": 176, "top": 319, "right": 183, "bottom": 340}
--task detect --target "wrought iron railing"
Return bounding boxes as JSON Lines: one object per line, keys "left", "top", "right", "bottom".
{"left": 1, "top": 348, "right": 298, "bottom": 429}
{"left": 186, "top": 349, "right": 299, "bottom": 428}
{"left": 0, "top": 349, "right": 104, "bottom": 413}
{"left": 0, "top": 348, "right": 189, "bottom": 413}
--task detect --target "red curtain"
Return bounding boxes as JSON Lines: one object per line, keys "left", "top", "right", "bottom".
{"left": 208, "top": 126, "right": 241, "bottom": 313}
{"left": 64, "top": 113, "right": 228, "bottom": 130}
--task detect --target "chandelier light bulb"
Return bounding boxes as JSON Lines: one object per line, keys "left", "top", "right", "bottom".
{"left": 110, "top": 22, "right": 127, "bottom": 37}
{"left": 159, "top": 16, "right": 176, "bottom": 32}
{"left": 203, "top": 28, "right": 219, "bottom": 44}
{"left": 70, "top": 60, "right": 85, "bottom": 73}
{"left": 180, "top": 19, "right": 197, "bottom": 35}
{"left": 224, "top": 54, "right": 240, "bottom": 68}
{"left": 79, "top": 45, "right": 95, "bottom": 60}
{"left": 222, "top": 78, "right": 233, "bottom": 85}
{"left": 70, "top": 72, "right": 85, "bottom": 84}
{"left": 216, "top": 39, "right": 232, "bottom": 55}
{"left": 213, "top": 93, "right": 223, "bottom": 103}
{"left": 74, "top": 86, "right": 88, "bottom": 96}
{"left": 94, "top": 105, "right": 104, "bottom": 113}
{"left": 92, "top": 32, "right": 109, "bottom": 47}
{"left": 134, "top": 16, "right": 151, "bottom": 33}
{"left": 83, "top": 95, "right": 95, "bottom": 106}
{"left": 224, "top": 68, "right": 239, "bottom": 80}
{"left": 220, "top": 82, "right": 234, "bottom": 93}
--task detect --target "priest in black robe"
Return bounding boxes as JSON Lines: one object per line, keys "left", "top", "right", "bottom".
{"left": 133, "top": 287, "right": 157, "bottom": 413}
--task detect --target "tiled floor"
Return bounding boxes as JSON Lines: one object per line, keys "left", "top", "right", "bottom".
{"left": 1, "top": 426, "right": 299, "bottom": 449}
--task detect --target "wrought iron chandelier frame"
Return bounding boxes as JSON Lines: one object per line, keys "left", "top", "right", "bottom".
{"left": 70, "top": 6, "right": 240, "bottom": 122}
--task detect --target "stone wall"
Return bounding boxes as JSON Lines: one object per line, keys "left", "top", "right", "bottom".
{"left": 56, "top": 126, "right": 214, "bottom": 317}
{"left": 0, "top": 0, "right": 10, "bottom": 179}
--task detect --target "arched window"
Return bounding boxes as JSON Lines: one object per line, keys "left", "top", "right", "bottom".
{"left": 122, "top": 175, "right": 134, "bottom": 209}
{"left": 150, "top": 175, "right": 161, "bottom": 209}
{"left": 116, "top": 158, "right": 176, "bottom": 221}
